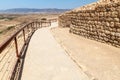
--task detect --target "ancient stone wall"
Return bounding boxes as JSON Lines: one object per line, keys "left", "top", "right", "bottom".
{"left": 99, "top": 0, "right": 119, "bottom": 3}
{"left": 58, "top": 2, "right": 120, "bottom": 47}
{"left": 58, "top": 11, "right": 74, "bottom": 27}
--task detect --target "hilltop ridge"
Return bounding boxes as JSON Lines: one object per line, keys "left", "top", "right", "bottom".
{"left": 0, "top": 8, "right": 71, "bottom": 14}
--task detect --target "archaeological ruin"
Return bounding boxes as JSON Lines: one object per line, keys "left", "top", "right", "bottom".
{"left": 58, "top": 0, "right": 120, "bottom": 47}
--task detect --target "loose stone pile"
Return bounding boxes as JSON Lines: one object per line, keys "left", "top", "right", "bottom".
{"left": 58, "top": 1, "right": 120, "bottom": 47}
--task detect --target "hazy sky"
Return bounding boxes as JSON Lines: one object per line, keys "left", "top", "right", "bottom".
{"left": 0, "top": 0, "right": 98, "bottom": 10}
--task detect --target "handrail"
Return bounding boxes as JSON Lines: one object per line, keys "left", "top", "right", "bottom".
{"left": 0, "top": 20, "right": 52, "bottom": 80}
{"left": 0, "top": 22, "right": 31, "bottom": 54}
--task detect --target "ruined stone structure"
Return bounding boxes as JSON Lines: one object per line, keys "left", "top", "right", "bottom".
{"left": 59, "top": 11, "right": 73, "bottom": 27}
{"left": 99, "top": 0, "right": 119, "bottom": 3}
{"left": 58, "top": 1, "right": 120, "bottom": 47}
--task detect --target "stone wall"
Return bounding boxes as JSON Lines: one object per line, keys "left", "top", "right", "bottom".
{"left": 58, "top": 2, "right": 120, "bottom": 47}
{"left": 99, "top": 0, "right": 119, "bottom": 3}
{"left": 58, "top": 11, "right": 73, "bottom": 27}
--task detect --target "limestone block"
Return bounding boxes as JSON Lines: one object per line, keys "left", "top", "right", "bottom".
{"left": 115, "top": 22, "right": 120, "bottom": 28}
{"left": 114, "top": 18, "right": 119, "bottom": 22}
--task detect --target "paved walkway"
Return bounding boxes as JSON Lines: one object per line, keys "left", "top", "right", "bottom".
{"left": 21, "top": 23, "right": 89, "bottom": 80}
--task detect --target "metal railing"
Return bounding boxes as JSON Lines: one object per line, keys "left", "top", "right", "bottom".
{"left": 0, "top": 20, "right": 52, "bottom": 80}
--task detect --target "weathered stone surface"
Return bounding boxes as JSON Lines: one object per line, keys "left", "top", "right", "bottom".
{"left": 58, "top": 1, "right": 120, "bottom": 47}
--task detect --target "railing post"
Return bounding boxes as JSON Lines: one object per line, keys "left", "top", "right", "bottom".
{"left": 32, "top": 22, "right": 34, "bottom": 31}
{"left": 31, "top": 23, "right": 33, "bottom": 32}
{"left": 41, "top": 22, "right": 42, "bottom": 28}
{"left": 32, "top": 22, "right": 33, "bottom": 30}
{"left": 33, "top": 22, "right": 35, "bottom": 30}
{"left": 34, "top": 22, "right": 36, "bottom": 30}
{"left": 14, "top": 37, "right": 19, "bottom": 58}
{"left": 23, "top": 29, "right": 26, "bottom": 43}
{"left": 32, "top": 22, "right": 35, "bottom": 31}
{"left": 39, "top": 22, "right": 40, "bottom": 28}
{"left": 36, "top": 22, "right": 37, "bottom": 29}
{"left": 30, "top": 23, "right": 32, "bottom": 29}
{"left": 41, "top": 22, "right": 42, "bottom": 27}
{"left": 35, "top": 22, "right": 36, "bottom": 30}
{"left": 45, "top": 22, "right": 48, "bottom": 27}
{"left": 50, "top": 22, "right": 51, "bottom": 26}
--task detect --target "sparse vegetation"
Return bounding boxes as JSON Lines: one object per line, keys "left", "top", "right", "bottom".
{"left": 0, "top": 15, "right": 17, "bottom": 21}
{"left": 0, "top": 26, "right": 15, "bottom": 34}
{"left": 7, "top": 26, "right": 15, "bottom": 30}
{"left": 0, "top": 16, "right": 5, "bottom": 19}
{"left": 7, "top": 17, "right": 16, "bottom": 20}
{"left": 41, "top": 18, "right": 47, "bottom": 21}
{"left": 0, "top": 31, "right": 3, "bottom": 34}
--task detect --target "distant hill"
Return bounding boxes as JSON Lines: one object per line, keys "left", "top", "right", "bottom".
{"left": 0, "top": 8, "right": 70, "bottom": 14}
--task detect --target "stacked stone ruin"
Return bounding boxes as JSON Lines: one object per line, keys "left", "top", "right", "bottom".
{"left": 58, "top": 11, "right": 73, "bottom": 27}
{"left": 58, "top": 1, "right": 120, "bottom": 47}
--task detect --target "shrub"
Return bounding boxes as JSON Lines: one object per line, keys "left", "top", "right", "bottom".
{"left": 7, "top": 26, "right": 15, "bottom": 30}
{"left": 41, "top": 18, "right": 47, "bottom": 21}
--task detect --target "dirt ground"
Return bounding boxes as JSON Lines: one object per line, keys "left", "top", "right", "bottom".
{"left": 51, "top": 27, "right": 120, "bottom": 80}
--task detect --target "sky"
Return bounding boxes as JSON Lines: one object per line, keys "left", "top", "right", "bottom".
{"left": 0, "top": 0, "right": 98, "bottom": 10}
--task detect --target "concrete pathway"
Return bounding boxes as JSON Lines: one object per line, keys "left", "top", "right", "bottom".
{"left": 21, "top": 23, "right": 89, "bottom": 80}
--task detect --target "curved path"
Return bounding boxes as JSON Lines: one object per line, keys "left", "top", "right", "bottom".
{"left": 21, "top": 22, "right": 89, "bottom": 80}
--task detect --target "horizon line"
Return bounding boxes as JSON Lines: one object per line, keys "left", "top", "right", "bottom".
{"left": 0, "top": 8, "right": 72, "bottom": 10}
